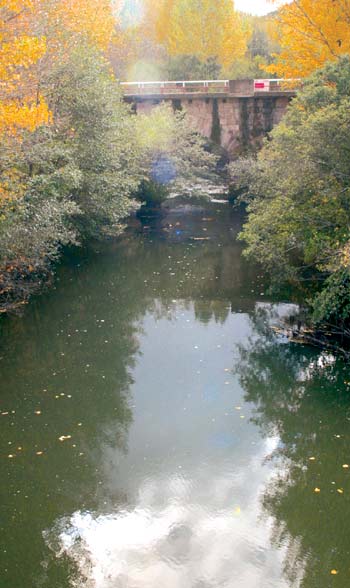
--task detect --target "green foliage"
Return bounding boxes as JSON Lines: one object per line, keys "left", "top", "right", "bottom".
{"left": 312, "top": 270, "right": 350, "bottom": 329}
{"left": 227, "top": 55, "right": 268, "bottom": 81}
{"left": 229, "top": 56, "right": 350, "bottom": 333}
{"left": 46, "top": 46, "right": 141, "bottom": 239}
{"left": 0, "top": 45, "right": 141, "bottom": 309}
{"left": 135, "top": 103, "right": 218, "bottom": 205}
{"left": 163, "top": 55, "right": 221, "bottom": 80}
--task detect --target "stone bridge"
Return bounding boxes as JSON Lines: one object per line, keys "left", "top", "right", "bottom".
{"left": 121, "top": 79, "right": 297, "bottom": 158}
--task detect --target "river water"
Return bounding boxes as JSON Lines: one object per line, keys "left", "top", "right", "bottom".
{"left": 1, "top": 201, "right": 350, "bottom": 588}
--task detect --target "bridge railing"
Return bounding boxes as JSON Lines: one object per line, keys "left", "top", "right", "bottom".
{"left": 120, "top": 80, "right": 230, "bottom": 95}
{"left": 120, "top": 79, "right": 301, "bottom": 96}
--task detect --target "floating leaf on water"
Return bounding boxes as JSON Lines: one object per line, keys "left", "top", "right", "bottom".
{"left": 309, "top": 457, "right": 316, "bottom": 461}
{"left": 36, "top": 451, "right": 44, "bottom": 456}
{"left": 337, "top": 488, "right": 344, "bottom": 494}
{"left": 314, "top": 487, "right": 321, "bottom": 493}
{"left": 342, "top": 464, "right": 349, "bottom": 469}
{"left": 330, "top": 569, "right": 338, "bottom": 575}
{"left": 58, "top": 435, "right": 72, "bottom": 442}
{"left": 8, "top": 454, "right": 15, "bottom": 458}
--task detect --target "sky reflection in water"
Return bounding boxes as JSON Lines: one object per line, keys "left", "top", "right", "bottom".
{"left": 46, "top": 304, "right": 293, "bottom": 588}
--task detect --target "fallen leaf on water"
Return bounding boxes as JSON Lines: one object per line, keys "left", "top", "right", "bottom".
{"left": 337, "top": 488, "right": 344, "bottom": 494}
{"left": 8, "top": 454, "right": 15, "bottom": 458}
{"left": 330, "top": 569, "right": 338, "bottom": 575}
{"left": 34, "top": 411, "right": 41, "bottom": 415}
{"left": 342, "top": 464, "right": 349, "bottom": 469}
{"left": 309, "top": 457, "right": 316, "bottom": 461}
{"left": 314, "top": 487, "right": 321, "bottom": 493}
{"left": 36, "top": 451, "right": 44, "bottom": 456}
{"left": 59, "top": 435, "right": 72, "bottom": 442}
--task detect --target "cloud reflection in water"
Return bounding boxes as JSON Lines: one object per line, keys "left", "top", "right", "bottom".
{"left": 46, "top": 436, "right": 290, "bottom": 588}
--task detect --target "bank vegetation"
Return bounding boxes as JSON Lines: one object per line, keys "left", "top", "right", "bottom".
{"left": 230, "top": 57, "right": 350, "bottom": 349}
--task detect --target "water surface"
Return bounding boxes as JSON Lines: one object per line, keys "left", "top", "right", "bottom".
{"left": 1, "top": 202, "right": 350, "bottom": 588}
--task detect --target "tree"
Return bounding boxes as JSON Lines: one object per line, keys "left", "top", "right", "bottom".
{"left": 163, "top": 55, "right": 221, "bottom": 81}
{"left": 144, "top": 0, "right": 249, "bottom": 71}
{"left": 46, "top": 46, "right": 140, "bottom": 238}
{"left": 0, "top": 1, "right": 50, "bottom": 137}
{"left": 266, "top": 0, "right": 350, "bottom": 78}
{"left": 0, "top": 45, "right": 140, "bottom": 310}
{"left": 229, "top": 57, "right": 350, "bottom": 335}
{"left": 33, "top": 0, "right": 117, "bottom": 53}
{"left": 135, "top": 103, "right": 218, "bottom": 205}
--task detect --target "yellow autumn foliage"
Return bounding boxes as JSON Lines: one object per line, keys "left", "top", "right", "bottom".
{"left": 0, "top": 99, "right": 51, "bottom": 135}
{"left": 144, "top": 0, "right": 249, "bottom": 69}
{"left": 0, "top": 0, "right": 119, "bottom": 140}
{"left": 40, "top": 0, "right": 117, "bottom": 53}
{"left": 266, "top": 0, "right": 350, "bottom": 78}
{"left": 0, "top": 1, "right": 49, "bottom": 137}
{"left": 0, "top": 0, "right": 118, "bottom": 209}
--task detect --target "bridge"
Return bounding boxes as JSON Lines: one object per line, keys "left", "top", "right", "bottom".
{"left": 121, "top": 79, "right": 298, "bottom": 157}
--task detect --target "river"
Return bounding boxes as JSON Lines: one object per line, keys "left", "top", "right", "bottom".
{"left": 0, "top": 201, "right": 349, "bottom": 588}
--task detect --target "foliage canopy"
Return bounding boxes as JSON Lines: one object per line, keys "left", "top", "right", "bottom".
{"left": 266, "top": 0, "right": 350, "bottom": 78}
{"left": 230, "top": 57, "right": 350, "bottom": 332}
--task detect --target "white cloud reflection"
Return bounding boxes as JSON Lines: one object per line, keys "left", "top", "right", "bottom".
{"left": 45, "top": 436, "right": 292, "bottom": 588}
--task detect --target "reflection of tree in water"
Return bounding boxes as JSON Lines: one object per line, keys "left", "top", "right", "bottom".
{"left": 0, "top": 247, "right": 141, "bottom": 588}
{"left": 194, "top": 299, "right": 230, "bottom": 324}
{"left": 235, "top": 305, "right": 350, "bottom": 587}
